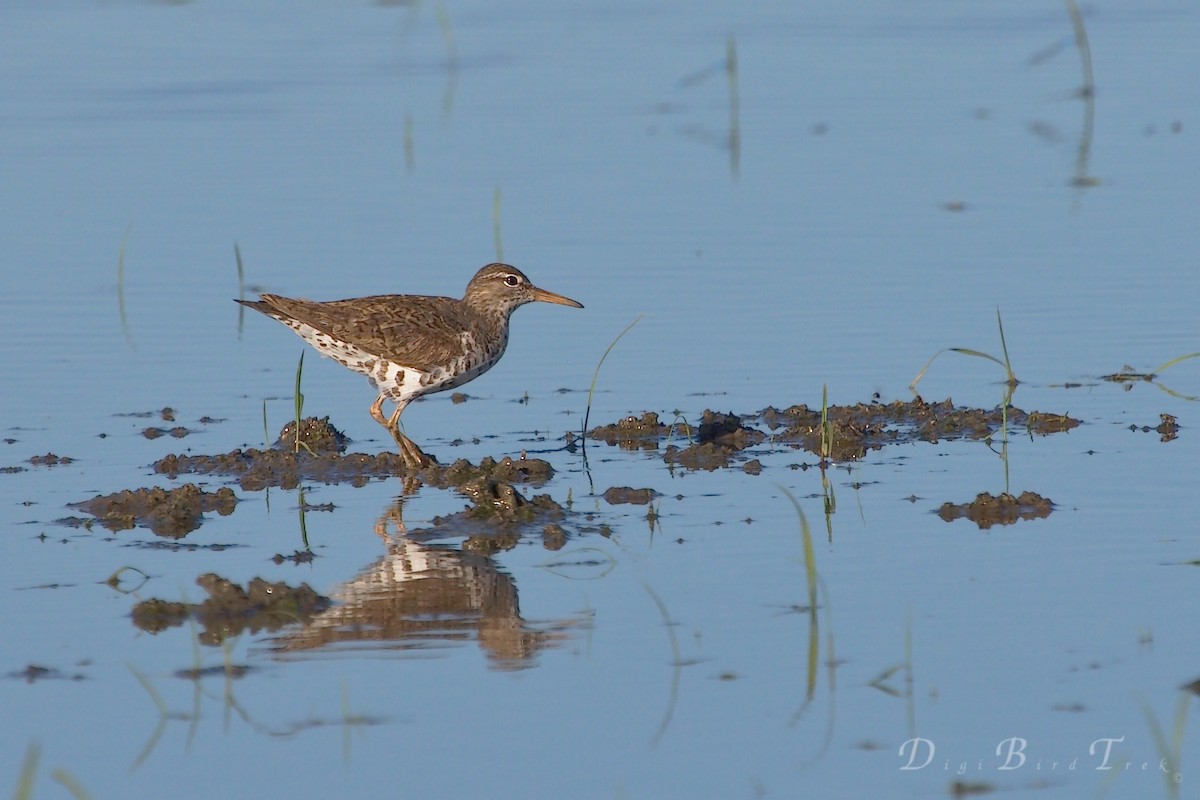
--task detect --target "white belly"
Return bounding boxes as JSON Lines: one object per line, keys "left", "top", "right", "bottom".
{"left": 281, "top": 320, "right": 504, "bottom": 403}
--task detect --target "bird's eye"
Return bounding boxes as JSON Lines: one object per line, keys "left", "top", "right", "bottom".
{"left": 504, "top": 275, "right": 521, "bottom": 287}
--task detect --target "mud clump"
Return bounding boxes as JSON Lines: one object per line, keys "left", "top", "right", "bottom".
{"left": 459, "top": 476, "right": 532, "bottom": 520}
{"left": 452, "top": 491, "right": 566, "bottom": 551}
{"left": 697, "top": 411, "right": 761, "bottom": 447}
{"left": 277, "top": 416, "right": 349, "bottom": 455}
{"left": 1130, "top": 413, "right": 1180, "bottom": 442}
{"left": 70, "top": 484, "right": 237, "bottom": 538}
{"left": 764, "top": 404, "right": 888, "bottom": 461}
{"left": 463, "top": 530, "right": 522, "bottom": 555}
{"left": 766, "top": 399, "right": 1018, "bottom": 453}
{"left": 29, "top": 453, "right": 76, "bottom": 466}
{"left": 596, "top": 399, "right": 1083, "bottom": 469}
{"left": 663, "top": 410, "right": 765, "bottom": 471}
{"left": 131, "top": 573, "right": 331, "bottom": 645}
{"left": 938, "top": 491, "right": 1054, "bottom": 529}
{"left": 439, "top": 456, "right": 555, "bottom": 488}
{"left": 589, "top": 412, "right": 672, "bottom": 450}
{"left": 603, "top": 487, "right": 657, "bottom": 505}
{"left": 1025, "top": 411, "right": 1082, "bottom": 436}
{"left": 666, "top": 442, "right": 733, "bottom": 470}
{"left": 442, "top": 477, "right": 565, "bottom": 527}
{"left": 156, "top": 448, "right": 399, "bottom": 490}
{"left": 401, "top": 476, "right": 570, "bottom": 555}
{"left": 542, "top": 523, "right": 567, "bottom": 550}
{"left": 5, "top": 452, "right": 77, "bottom": 475}
{"left": 142, "top": 427, "right": 191, "bottom": 439}
{"left": 154, "top": 419, "right": 556, "bottom": 491}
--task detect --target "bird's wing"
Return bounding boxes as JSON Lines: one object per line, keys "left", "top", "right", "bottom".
{"left": 255, "top": 294, "right": 474, "bottom": 373}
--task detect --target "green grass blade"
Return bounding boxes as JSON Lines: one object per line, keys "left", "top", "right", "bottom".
{"left": 50, "top": 769, "right": 93, "bottom": 800}
{"left": 234, "top": 242, "right": 246, "bottom": 338}
{"left": 128, "top": 663, "right": 168, "bottom": 716}
{"left": 14, "top": 742, "right": 40, "bottom": 800}
{"left": 436, "top": 0, "right": 458, "bottom": 65}
{"left": 1065, "top": 0, "right": 1094, "bottom": 94}
{"left": 293, "top": 351, "right": 305, "bottom": 454}
{"left": 910, "top": 311, "right": 1018, "bottom": 393}
{"left": 436, "top": 0, "right": 460, "bottom": 115}
{"left": 643, "top": 583, "right": 683, "bottom": 668}
{"left": 776, "top": 485, "right": 817, "bottom": 613}
{"left": 947, "top": 347, "right": 1007, "bottom": 368}
{"left": 403, "top": 113, "right": 415, "bottom": 171}
{"left": 117, "top": 223, "right": 134, "bottom": 349}
{"left": 819, "top": 383, "right": 831, "bottom": 460}
{"left": 1139, "top": 693, "right": 1187, "bottom": 799}
{"left": 234, "top": 242, "right": 245, "bottom": 299}
{"left": 777, "top": 484, "right": 821, "bottom": 704}
{"left": 662, "top": 413, "right": 694, "bottom": 450}
{"left": 910, "top": 348, "right": 1008, "bottom": 394}
{"left": 726, "top": 34, "right": 740, "bottom": 178}
{"left": 582, "top": 315, "right": 643, "bottom": 437}
{"left": 909, "top": 348, "right": 949, "bottom": 393}
{"left": 995, "top": 308, "right": 1016, "bottom": 385}
{"left": 299, "top": 486, "right": 310, "bottom": 550}
{"left": 1153, "top": 352, "right": 1200, "bottom": 375}
{"left": 643, "top": 582, "right": 686, "bottom": 750}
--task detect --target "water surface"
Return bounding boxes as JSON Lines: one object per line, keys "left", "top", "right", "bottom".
{"left": 2, "top": 2, "right": 1197, "bottom": 798}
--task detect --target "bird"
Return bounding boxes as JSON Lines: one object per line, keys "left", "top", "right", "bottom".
{"left": 236, "top": 263, "right": 583, "bottom": 467}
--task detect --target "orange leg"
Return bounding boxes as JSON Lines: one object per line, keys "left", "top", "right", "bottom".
{"left": 369, "top": 394, "right": 388, "bottom": 426}
{"left": 374, "top": 399, "right": 432, "bottom": 468}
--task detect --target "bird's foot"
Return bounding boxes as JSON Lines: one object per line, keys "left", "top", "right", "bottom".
{"left": 390, "top": 428, "right": 437, "bottom": 469}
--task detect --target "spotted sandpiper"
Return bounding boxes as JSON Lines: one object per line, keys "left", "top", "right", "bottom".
{"left": 236, "top": 263, "right": 583, "bottom": 467}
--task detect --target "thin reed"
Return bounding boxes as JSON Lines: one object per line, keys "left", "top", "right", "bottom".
{"left": 910, "top": 308, "right": 1017, "bottom": 394}
{"left": 582, "top": 315, "right": 643, "bottom": 438}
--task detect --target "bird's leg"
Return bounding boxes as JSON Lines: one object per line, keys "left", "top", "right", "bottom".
{"left": 370, "top": 395, "right": 430, "bottom": 467}
{"left": 369, "top": 394, "right": 388, "bottom": 427}
{"left": 385, "top": 403, "right": 434, "bottom": 468}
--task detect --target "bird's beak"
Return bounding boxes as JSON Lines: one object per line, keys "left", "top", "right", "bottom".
{"left": 531, "top": 286, "right": 584, "bottom": 309}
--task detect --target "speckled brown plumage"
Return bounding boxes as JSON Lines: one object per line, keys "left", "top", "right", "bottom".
{"left": 236, "top": 263, "right": 583, "bottom": 467}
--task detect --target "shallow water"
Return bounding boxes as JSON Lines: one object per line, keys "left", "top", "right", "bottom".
{"left": 2, "top": 2, "right": 1198, "bottom": 798}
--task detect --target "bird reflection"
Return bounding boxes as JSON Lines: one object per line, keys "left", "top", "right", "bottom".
{"left": 264, "top": 499, "right": 579, "bottom": 670}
